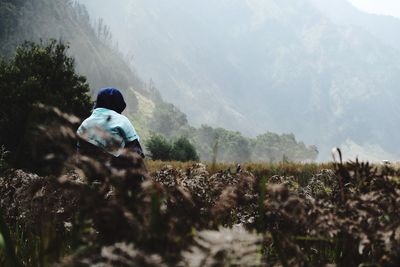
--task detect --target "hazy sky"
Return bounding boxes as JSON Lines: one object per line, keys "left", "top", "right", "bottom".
{"left": 349, "top": 0, "right": 400, "bottom": 18}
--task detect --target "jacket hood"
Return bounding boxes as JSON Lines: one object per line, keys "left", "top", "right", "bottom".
{"left": 94, "top": 88, "right": 127, "bottom": 114}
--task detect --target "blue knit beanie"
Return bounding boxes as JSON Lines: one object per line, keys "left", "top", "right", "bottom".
{"left": 94, "top": 88, "right": 127, "bottom": 114}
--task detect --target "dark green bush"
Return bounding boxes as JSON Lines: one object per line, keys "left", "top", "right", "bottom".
{"left": 146, "top": 135, "right": 173, "bottom": 161}
{"left": 171, "top": 137, "right": 199, "bottom": 162}
{"left": 0, "top": 40, "right": 92, "bottom": 168}
{"left": 146, "top": 135, "right": 199, "bottom": 162}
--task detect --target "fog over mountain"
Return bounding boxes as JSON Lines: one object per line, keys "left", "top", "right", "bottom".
{"left": 79, "top": 0, "right": 400, "bottom": 161}
{"left": 312, "top": 0, "right": 400, "bottom": 50}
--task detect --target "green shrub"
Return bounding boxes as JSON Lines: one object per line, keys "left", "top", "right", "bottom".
{"left": 146, "top": 135, "right": 173, "bottom": 161}
{"left": 0, "top": 40, "right": 92, "bottom": 168}
{"left": 146, "top": 135, "right": 199, "bottom": 162}
{"left": 171, "top": 137, "right": 199, "bottom": 162}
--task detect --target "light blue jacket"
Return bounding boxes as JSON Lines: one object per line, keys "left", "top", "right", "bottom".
{"left": 77, "top": 108, "right": 139, "bottom": 156}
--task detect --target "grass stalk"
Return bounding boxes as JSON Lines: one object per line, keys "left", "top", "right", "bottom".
{"left": 0, "top": 209, "right": 22, "bottom": 267}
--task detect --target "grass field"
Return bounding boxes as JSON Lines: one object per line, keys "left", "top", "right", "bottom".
{"left": 1, "top": 155, "right": 400, "bottom": 266}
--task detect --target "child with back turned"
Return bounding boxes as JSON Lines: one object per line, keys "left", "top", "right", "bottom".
{"left": 76, "top": 88, "right": 144, "bottom": 159}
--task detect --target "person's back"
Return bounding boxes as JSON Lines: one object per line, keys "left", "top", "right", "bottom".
{"left": 77, "top": 88, "right": 144, "bottom": 158}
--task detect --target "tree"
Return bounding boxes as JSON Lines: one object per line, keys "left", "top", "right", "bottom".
{"left": 145, "top": 135, "right": 172, "bottom": 161}
{"left": 251, "top": 132, "right": 318, "bottom": 162}
{"left": 0, "top": 40, "right": 92, "bottom": 167}
{"left": 146, "top": 135, "right": 199, "bottom": 162}
{"left": 171, "top": 137, "right": 199, "bottom": 162}
{"left": 213, "top": 128, "right": 251, "bottom": 163}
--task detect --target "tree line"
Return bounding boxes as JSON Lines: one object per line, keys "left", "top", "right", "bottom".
{"left": 147, "top": 103, "right": 319, "bottom": 163}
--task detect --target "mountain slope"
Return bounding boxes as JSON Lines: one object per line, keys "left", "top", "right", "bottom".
{"left": 310, "top": 0, "right": 400, "bottom": 50}
{"left": 79, "top": 0, "right": 400, "bottom": 160}
{"left": 0, "top": 0, "right": 162, "bottom": 113}
{"left": 0, "top": 0, "right": 319, "bottom": 162}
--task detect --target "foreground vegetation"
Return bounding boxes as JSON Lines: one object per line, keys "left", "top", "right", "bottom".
{"left": 0, "top": 108, "right": 399, "bottom": 266}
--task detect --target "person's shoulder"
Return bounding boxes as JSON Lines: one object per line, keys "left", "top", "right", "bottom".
{"left": 100, "top": 109, "right": 127, "bottom": 123}
{"left": 77, "top": 116, "right": 92, "bottom": 134}
{"left": 116, "top": 114, "right": 138, "bottom": 141}
{"left": 110, "top": 113, "right": 133, "bottom": 129}
{"left": 112, "top": 113, "right": 128, "bottom": 122}
{"left": 78, "top": 115, "right": 93, "bottom": 127}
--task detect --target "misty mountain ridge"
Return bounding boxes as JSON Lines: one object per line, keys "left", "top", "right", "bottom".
{"left": 0, "top": 0, "right": 319, "bottom": 162}
{"left": 311, "top": 0, "right": 400, "bottom": 50}
{"left": 78, "top": 0, "right": 400, "bottom": 161}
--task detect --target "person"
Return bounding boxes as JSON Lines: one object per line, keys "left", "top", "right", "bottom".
{"left": 76, "top": 88, "right": 144, "bottom": 159}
